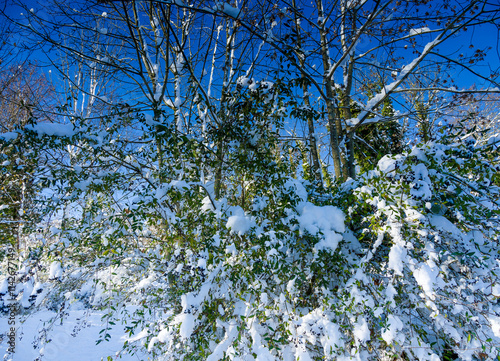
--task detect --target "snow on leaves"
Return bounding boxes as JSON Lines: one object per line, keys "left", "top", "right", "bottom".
{"left": 1, "top": 113, "right": 499, "bottom": 360}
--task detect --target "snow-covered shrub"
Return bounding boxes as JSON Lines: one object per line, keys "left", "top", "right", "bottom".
{"left": 1, "top": 88, "right": 500, "bottom": 360}
{"left": 114, "top": 138, "right": 498, "bottom": 361}
{"left": 337, "top": 139, "right": 500, "bottom": 360}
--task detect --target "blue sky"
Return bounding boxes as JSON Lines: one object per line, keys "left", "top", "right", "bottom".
{"left": 4, "top": 0, "right": 499, "bottom": 90}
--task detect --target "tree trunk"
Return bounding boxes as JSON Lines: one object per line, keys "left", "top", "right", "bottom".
{"left": 316, "top": 0, "right": 343, "bottom": 180}
{"left": 340, "top": 7, "right": 358, "bottom": 179}
{"left": 292, "top": 0, "right": 322, "bottom": 184}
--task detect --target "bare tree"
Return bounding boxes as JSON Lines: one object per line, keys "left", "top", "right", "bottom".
{"left": 4, "top": 0, "right": 500, "bottom": 187}
{"left": 4, "top": 0, "right": 278, "bottom": 202}
{"left": 0, "top": 19, "right": 56, "bottom": 248}
{"left": 0, "top": 62, "right": 55, "bottom": 130}
{"left": 225, "top": 0, "right": 500, "bottom": 179}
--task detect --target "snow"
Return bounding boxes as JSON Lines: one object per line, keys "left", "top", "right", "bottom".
{"left": 153, "top": 83, "right": 163, "bottom": 101}
{"left": 49, "top": 262, "right": 63, "bottom": 280}
{"left": 176, "top": 311, "right": 196, "bottom": 339}
{"left": 413, "top": 262, "right": 439, "bottom": 297}
{"left": 409, "top": 27, "right": 431, "bottom": 36}
{"left": 492, "top": 284, "right": 500, "bottom": 297}
{"left": 487, "top": 134, "right": 500, "bottom": 148}
{"left": 0, "top": 311, "right": 143, "bottom": 360}
{"left": 226, "top": 206, "right": 256, "bottom": 235}
{"left": 378, "top": 154, "right": 405, "bottom": 175}
{"left": 21, "top": 281, "right": 34, "bottom": 308}
{"left": 0, "top": 132, "right": 18, "bottom": 141}
{"left": 428, "top": 214, "right": 464, "bottom": 240}
{"left": 25, "top": 123, "right": 76, "bottom": 137}
{"left": 353, "top": 317, "right": 370, "bottom": 345}
{"left": 134, "top": 274, "right": 155, "bottom": 290}
{"left": 237, "top": 76, "right": 251, "bottom": 87}
{"left": 409, "top": 163, "right": 432, "bottom": 201}
{"left": 349, "top": 36, "right": 442, "bottom": 127}
{"left": 219, "top": 3, "right": 241, "bottom": 18}
{"left": 296, "top": 309, "right": 344, "bottom": 359}
{"left": 385, "top": 283, "right": 397, "bottom": 307}
{"left": 388, "top": 243, "right": 407, "bottom": 276}
{"left": 284, "top": 178, "right": 308, "bottom": 202}
{"left": 0, "top": 279, "right": 8, "bottom": 294}
{"left": 296, "top": 203, "right": 345, "bottom": 252}
{"left": 206, "top": 321, "right": 239, "bottom": 361}
{"left": 347, "top": 0, "right": 368, "bottom": 9}
{"left": 236, "top": 76, "right": 274, "bottom": 93}
{"left": 489, "top": 315, "right": 500, "bottom": 338}
{"left": 248, "top": 321, "right": 275, "bottom": 360}
{"left": 366, "top": 88, "right": 386, "bottom": 110}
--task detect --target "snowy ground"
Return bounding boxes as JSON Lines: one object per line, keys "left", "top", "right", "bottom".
{"left": 0, "top": 310, "right": 145, "bottom": 361}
